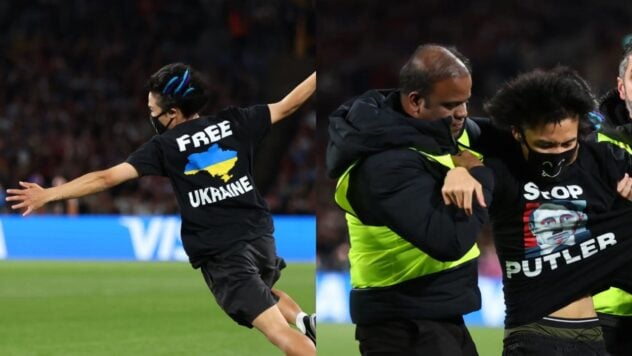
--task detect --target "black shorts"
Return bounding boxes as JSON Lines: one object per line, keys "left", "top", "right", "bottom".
{"left": 355, "top": 316, "right": 478, "bottom": 356}
{"left": 199, "top": 235, "right": 286, "bottom": 328}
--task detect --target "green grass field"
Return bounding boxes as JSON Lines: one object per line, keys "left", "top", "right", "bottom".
{"left": 318, "top": 324, "right": 503, "bottom": 356}
{"left": 0, "top": 261, "right": 314, "bottom": 356}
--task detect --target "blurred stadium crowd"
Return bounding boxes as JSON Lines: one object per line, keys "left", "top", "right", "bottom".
{"left": 316, "top": 0, "right": 631, "bottom": 273}
{"left": 0, "top": 0, "right": 315, "bottom": 215}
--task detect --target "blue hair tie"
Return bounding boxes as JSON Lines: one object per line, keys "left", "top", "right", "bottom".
{"left": 182, "top": 87, "right": 195, "bottom": 97}
{"left": 588, "top": 111, "right": 605, "bottom": 130}
{"left": 174, "top": 69, "right": 190, "bottom": 94}
{"left": 162, "top": 76, "right": 180, "bottom": 95}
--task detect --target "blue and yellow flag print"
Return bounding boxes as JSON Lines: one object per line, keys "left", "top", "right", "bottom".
{"left": 184, "top": 144, "right": 238, "bottom": 182}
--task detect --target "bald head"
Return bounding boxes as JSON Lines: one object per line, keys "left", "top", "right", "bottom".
{"left": 399, "top": 44, "right": 471, "bottom": 97}
{"left": 398, "top": 45, "right": 472, "bottom": 124}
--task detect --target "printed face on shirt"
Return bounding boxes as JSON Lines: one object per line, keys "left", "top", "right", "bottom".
{"left": 531, "top": 203, "right": 585, "bottom": 246}
{"left": 514, "top": 117, "right": 579, "bottom": 160}
{"left": 524, "top": 200, "right": 591, "bottom": 258}
{"left": 416, "top": 75, "right": 471, "bottom": 135}
{"left": 617, "top": 53, "right": 632, "bottom": 119}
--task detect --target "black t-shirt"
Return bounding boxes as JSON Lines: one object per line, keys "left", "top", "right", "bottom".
{"left": 126, "top": 105, "right": 273, "bottom": 267}
{"left": 487, "top": 141, "right": 632, "bottom": 328}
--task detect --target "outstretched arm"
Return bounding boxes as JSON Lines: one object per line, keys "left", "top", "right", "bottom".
{"left": 6, "top": 162, "right": 139, "bottom": 216}
{"left": 268, "top": 72, "right": 316, "bottom": 124}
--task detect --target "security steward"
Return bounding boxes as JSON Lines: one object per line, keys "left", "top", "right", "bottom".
{"left": 326, "top": 44, "right": 494, "bottom": 356}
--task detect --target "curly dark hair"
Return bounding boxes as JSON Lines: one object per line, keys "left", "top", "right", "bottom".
{"left": 147, "top": 62, "right": 209, "bottom": 117}
{"left": 484, "top": 67, "right": 596, "bottom": 132}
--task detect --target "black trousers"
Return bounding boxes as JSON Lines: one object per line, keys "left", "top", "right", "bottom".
{"left": 599, "top": 313, "right": 632, "bottom": 356}
{"left": 503, "top": 332, "right": 609, "bottom": 356}
{"left": 355, "top": 316, "right": 478, "bottom": 356}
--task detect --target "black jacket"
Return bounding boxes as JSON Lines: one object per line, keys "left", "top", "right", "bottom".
{"left": 599, "top": 89, "right": 632, "bottom": 145}
{"left": 327, "top": 89, "right": 494, "bottom": 324}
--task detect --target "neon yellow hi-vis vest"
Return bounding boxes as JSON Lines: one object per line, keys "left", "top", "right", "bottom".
{"left": 335, "top": 131, "right": 480, "bottom": 288}
{"left": 593, "top": 132, "right": 632, "bottom": 315}
{"left": 597, "top": 132, "right": 632, "bottom": 152}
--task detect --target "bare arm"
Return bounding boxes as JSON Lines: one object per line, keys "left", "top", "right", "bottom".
{"left": 6, "top": 162, "right": 139, "bottom": 216}
{"left": 442, "top": 151, "right": 488, "bottom": 216}
{"left": 268, "top": 72, "right": 316, "bottom": 124}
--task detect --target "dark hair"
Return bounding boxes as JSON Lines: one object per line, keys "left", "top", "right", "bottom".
{"left": 147, "top": 63, "right": 209, "bottom": 117}
{"left": 484, "top": 67, "right": 596, "bottom": 132}
{"left": 398, "top": 44, "right": 471, "bottom": 97}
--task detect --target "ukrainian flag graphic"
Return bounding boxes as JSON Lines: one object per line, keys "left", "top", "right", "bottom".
{"left": 184, "top": 144, "right": 238, "bottom": 182}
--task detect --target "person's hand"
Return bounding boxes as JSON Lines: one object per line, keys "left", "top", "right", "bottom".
{"left": 442, "top": 167, "right": 486, "bottom": 216}
{"left": 5, "top": 181, "right": 51, "bottom": 216}
{"left": 451, "top": 150, "right": 483, "bottom": 170}
{"left": 617, "top": 173, "right": 632, "bottom": 201}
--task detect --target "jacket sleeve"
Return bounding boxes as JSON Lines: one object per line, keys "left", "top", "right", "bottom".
{"left": 362, "top": 149, "right": 493, "bottom": 261}
{"left": 603, "top": 142, "right": 632, "bottom": 175}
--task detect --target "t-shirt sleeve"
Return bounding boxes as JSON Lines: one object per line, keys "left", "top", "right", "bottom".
{"left": 484, "top": 157, "right": 517, "bottom": 219}
{"left": 217, "top": 105, "right": 271, "bottom": 144}
{"left": 126, "top": 137, "right": 167, "bottom": 177}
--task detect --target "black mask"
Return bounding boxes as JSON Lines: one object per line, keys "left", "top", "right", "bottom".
{"left": 522, "top": 137, "right": 578, "bottom": 181}
{"left": 149, "top": 110, "right": 175, "bottom": 135}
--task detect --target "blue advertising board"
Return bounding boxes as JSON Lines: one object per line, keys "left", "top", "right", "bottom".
{"left": 0, "top": 215, "right": 315, "bottom": 262}
{"left": 316, "top": 271, "right": 505, "bottom": 327}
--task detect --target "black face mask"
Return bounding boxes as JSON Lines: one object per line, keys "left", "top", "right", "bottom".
{"left": 522, "top": 137, "right": 578, "bottom": 181}
{"left": 149, "top": 110, "right": 175, "bottom": 135}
